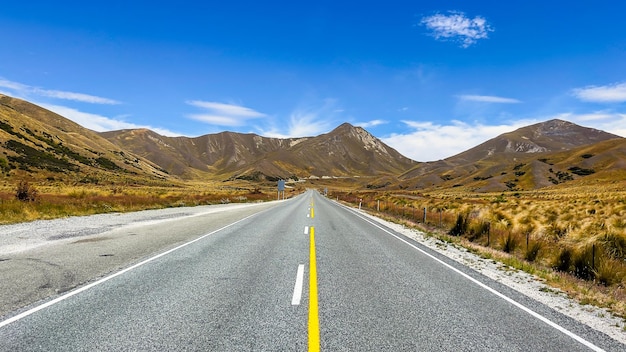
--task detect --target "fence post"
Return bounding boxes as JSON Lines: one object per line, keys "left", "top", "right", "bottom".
{"left": 423, "top": 207, "right": 427, "bottom": 224}
{"left": 439, "top": 209, "right": 442, "bottom": 228}
{"left": 377, "top": 200, "right": 380, "bottom": 212}
{"left": 592, "top": 244, "right": 595, "bottom": 271}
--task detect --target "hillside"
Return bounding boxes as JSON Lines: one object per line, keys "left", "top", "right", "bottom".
{"left": 0, "top": 94, "right": 170, "bottom": 184}
{"left": 99, "top": 129, "right": 307, "bottom": 179}
{"left": 397, "top": 119, "right": 624, "bottom": 192}
{"left": 2, "top": 94, "right": 623, "bottom": 193}
{"left": 101, "top": 123, "right": 416, "bottom": 180}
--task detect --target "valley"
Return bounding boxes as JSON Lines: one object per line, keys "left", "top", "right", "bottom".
{"left": 1, "top": 93, "right": 626, "bottom": 321}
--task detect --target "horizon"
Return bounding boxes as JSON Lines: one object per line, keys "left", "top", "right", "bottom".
{"left": 4, "top": 90, "right": 616, "bottom": 163}
{"left": 1, "top": 1, "right": 625, "bottom": 161}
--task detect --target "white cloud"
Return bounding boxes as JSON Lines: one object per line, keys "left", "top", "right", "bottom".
{"left": 572, "top": 82, "right": 626, "bottom": 103}
{"left": 421, "top": 11, "right": 493, "bottom": 48}
{"left": 354, "top": 119, "right": 387, "bottom": 128}
{"left": 186, "top": 100, "right": 267, "bottom": 126}
{"left": 382, "top": 120, "right": 534, "bottom": 161}
{"left": 187, "top": 114, "right": 246, "bottom": 126}
{"left": 34, "top": 89, "right": 120, "bottom": 104}
{"left": 0, "top": 78, "right": 120, "bottom": 104}
{"left": 260, "top": 99, "right": 341, "bottom": 138}
{"left": 458, "top": 95, "right": 521, "bottom": 104}
{"left": 40, "top": 104, "right": 180, "bottom": 136}
{"left": 286, "top": 110, "right": 334, "bottom": 137}
{"left": 0, "top": 79, "right": 29, "bottom": 91}
{"left": 382, "top": 112, "right": 626, "bottom": 162}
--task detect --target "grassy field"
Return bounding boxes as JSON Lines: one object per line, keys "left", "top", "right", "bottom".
{"left": 331, "top": 184, "right": 626, "bottom": 319}
{"left": 0, "top": 180, "right": 304, "bottom": 225}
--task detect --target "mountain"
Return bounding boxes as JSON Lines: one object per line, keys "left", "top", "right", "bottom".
{"left": 2, "top": 94, "right": 622, "bottom": 192}
{"left": 398, "top": 119, "right": 624, "bottom": 191}
{"left": 101, "top": 123, "right": 416, "bottom": 180}
{"left": 0, "top": 94, "right": 170, "bottom": 183}
{"left": 446, "top": 119, "right": 619, "bottom": 164}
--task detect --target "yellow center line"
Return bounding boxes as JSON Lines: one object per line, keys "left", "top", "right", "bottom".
{"left": 308, "top": 226, "right": 320, "bottom": 352}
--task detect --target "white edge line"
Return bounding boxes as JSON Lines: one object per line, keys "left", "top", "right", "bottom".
{"left": 0, "top": 212, "right": 260, "bottom": 329}
{"left": 337, "top": 203, "right": 606, "bottom": 352}
{"left": 292, "top": 264, "right": 305, "bottom": 305}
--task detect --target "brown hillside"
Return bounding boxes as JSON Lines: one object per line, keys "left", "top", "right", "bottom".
{"left": 102, "top": 123, "right": 416, "bottom": 180}
{"left": 398, "top": 119, "right": 624, "bottom": 192}
{"left": 0, "top": 94, "right": 170, "bottom": 183}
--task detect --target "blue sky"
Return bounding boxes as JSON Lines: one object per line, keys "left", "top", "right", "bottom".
{"left": 1, "top": 1, "right": 625, "bottom": 161}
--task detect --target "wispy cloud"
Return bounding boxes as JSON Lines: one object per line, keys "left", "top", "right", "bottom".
{"left": 382, "top": 120, "right": 534, "bottom": 161}
{"left": 286, "top": 110, "right": 334, "bottom": 137}
{"left": 35, "top": 89, "right": 120, "bottom": 104}
{"left": 458, "top": 94, "right": 521, "bottom": 104}
{"left": 260, "top": 99, "right": 340, "bottom": 138}
{"left": 186, "top": 100, "right": 267, "bottom": 126}
{"left": 0, "top": 79, "right": 29, "bottom": 91}
{"left": 420, "top": 11, "right": 494, "bottom": 48}
{"left": 572, "top": 82, "right": 626, "bottom": 103}
{"left": 354, "top": 119, "right": 387, "bottom": 128}
{"left": 40, "top": 104, "right": 180, "bottom": 136}
{"left": 0, "top": 78, "right": 120, "bottom": 104}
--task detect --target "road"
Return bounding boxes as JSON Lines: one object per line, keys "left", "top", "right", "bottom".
{"left": 0, "top": 190, "right": 623, "bottom": 351}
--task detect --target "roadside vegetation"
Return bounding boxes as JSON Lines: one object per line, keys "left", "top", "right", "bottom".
{"left": 0, "top": 180, "right": 297, "bottom": 225}
{"left": 3, "top": 173, "right": 625, "bottom": 320}
{"left": 331, "top": 185, "right": 626, "bottom": 319}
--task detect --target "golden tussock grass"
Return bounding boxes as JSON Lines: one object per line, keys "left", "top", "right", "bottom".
{"left": 0, "top": 180, "right": 298, "bottom": 225}
{"left": 333, "top": 186, "right": 626, "bottom": 318}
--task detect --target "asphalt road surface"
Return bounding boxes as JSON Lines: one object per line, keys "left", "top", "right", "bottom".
{"left": 0, "top": 190, "right": 623, "bottom": 351}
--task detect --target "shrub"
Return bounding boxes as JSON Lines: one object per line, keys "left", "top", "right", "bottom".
{"left": 502, "top": 232, "right": 518, "bottom": 253}
{"left": 468, "top": 221, "right": 490, "bottom": 242}
{"left": 0, "top": 157, "right": 9, "bottom": 173}
{"left": 569, "top": 166, "right": 595, "bottom": 176}
{"left": 595, "top": 259, "right": 626, "bottom": 286}
{"left": 95, "top": 157, "right": 122, "bottom": 171}
{"left": 449, "top": 213, "right": 469, "bottom": 236}
{"left": 554, "top": 247, "right": 573, "bottom": 272}
{"left": 572, "top": 246, "right": 596, "bottom": 281}
{"left": 524, "top": 241, "right": 542, "bottom": 262}
{"left": 15, "top": 181, "right": 38, "bottom": 202}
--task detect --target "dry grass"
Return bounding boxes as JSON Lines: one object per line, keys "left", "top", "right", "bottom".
{"left": 0, "top": 180, "right": 300, "bottom": 225}
{"left": 333, "top": 186, "right": 626, "bottom": 318}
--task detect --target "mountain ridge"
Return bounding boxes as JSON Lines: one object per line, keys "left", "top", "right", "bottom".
{"left": 1, "top": 94, "right": 624, "bottom": 192}
{"left": 397, "top": 119, "right": 624, "bottom": 191}
{"left": 100, "top": 122, "right": 416, "bottom": 180}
